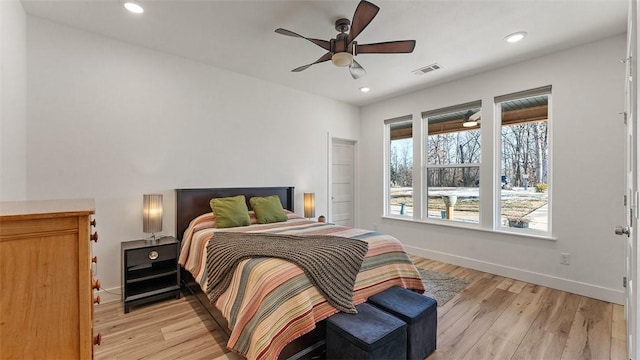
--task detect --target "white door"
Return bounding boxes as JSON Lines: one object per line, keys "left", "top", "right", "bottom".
{"left": 622, "top": 1, "right": 639, "bottom": 358}
{"left": 331, "top": 138, "right": 356, "bottom": 227}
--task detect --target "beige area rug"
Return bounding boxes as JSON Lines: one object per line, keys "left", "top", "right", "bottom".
{"left": 418, "top": 268, "right": 469, "bottom": 306}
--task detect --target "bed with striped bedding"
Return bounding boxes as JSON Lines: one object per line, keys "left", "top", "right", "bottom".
{"left": 179, "top": 211, "right": 424, "bottom": 360}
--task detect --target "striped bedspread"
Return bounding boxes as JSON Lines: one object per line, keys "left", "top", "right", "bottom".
{"left": 179, "top": 212, "right": 424, "bottom": 360}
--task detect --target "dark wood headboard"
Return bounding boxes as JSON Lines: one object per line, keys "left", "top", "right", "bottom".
{"left": 175, "top": 187, "right": 295, "bottom": 240}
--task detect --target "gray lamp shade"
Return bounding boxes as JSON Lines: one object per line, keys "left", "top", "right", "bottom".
{"left": 304, "top": 193, "right": 315, "bottom": 218}
{"left": 143, "top": 194, "right": 163, "bottom": 234}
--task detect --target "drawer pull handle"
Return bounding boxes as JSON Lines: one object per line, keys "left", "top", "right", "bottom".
{"left": 149, "top": 250, "right": 159, "bottom": 260}
{"left": 90, "top": 232, "right": 98, "bottom": 242}
{"left": 92, "top": 279, "right": 100, "bottom": 290}
{"left": 92, "top": 256, "right": 98, "bottom": 264}
{"left": 93, "top": 296, "right": 101, "bottom": 305}
{"left": 91, "top": 219, "right": 97, "bottom": 227}
{"left": 94, "top": 333, "right": 102, "bottom": 346}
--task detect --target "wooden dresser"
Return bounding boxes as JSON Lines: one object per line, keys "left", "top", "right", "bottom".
{"left": 0, "top": 199, "right": 100, "bottom": 359}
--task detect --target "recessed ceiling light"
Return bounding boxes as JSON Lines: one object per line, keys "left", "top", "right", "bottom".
{"left": 360, "top": 87, "right": 371, "bottom": 93}
{"left": 124, "top": 1, "right": 144, "bottom": 14}
{"left": 505, "top": 31, "right": 527, "bottom": 43}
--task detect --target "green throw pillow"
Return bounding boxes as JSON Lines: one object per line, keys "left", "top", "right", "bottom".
{"left": 210, "top": 195, "right": 251, "bottom": 228}
{"left": 249, "top": 195, "right": 288, "bottom": 224}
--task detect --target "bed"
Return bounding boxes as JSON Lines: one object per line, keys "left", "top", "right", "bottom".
{"left": 176, "top": 187, "right": 424, "bottom": 360}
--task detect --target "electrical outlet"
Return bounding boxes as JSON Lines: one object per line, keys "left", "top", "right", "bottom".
{"left": 560, "top": 253, "right": 570, "bottom": 265}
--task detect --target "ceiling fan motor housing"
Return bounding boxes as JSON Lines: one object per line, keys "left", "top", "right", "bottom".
{"left": 335, "top": 18, "right": 350, "bottom": 33}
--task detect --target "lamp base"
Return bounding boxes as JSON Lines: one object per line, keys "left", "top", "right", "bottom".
{"left": 144, "top": 233, "right": 160, "bottom": 244}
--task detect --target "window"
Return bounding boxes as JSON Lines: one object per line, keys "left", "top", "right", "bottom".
{"left": 383, "top": 86, "right": 551, "bottom": 237}
{"left": 385, "top": 116, "right": 413, "bottom": 217}
{"left": 496, "top": 87, "right": 551, "bottom": 233}
{"left": 423, "top": 101, "right": 481, "bottom": 224}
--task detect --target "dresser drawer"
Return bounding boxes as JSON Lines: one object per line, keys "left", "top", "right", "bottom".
{"left": 126, "top": 243, "right": 177, "bottom": 267}
{"left": 0, "top": 217, "right": 78, "bottom": 238}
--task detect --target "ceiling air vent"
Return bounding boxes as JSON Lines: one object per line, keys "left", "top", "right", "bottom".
{"left": 412, "top": 63, "right": 441, "bottom": 75}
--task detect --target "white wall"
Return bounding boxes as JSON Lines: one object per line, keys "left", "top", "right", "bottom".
{"left": 1, "top": 0, "right": 27, "bottom": 201}
{"left": 359, "top": 35, "right": 627, "bottom": 304}
{"left": 23, "top": 15, "right": 626, "bottom": 305}
{"left": 26, "top": 17, "right": 360, "bottom": 299}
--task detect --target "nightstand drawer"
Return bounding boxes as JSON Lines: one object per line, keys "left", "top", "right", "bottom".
{"left": 126, "top": 243, "right": 177, "bottom": 267}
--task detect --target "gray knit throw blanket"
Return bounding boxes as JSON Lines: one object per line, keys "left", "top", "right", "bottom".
{"left": 205, "top": 232, "right": 369, "bottom": 313}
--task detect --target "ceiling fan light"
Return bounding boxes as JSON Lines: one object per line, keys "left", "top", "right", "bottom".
{"left": 463, "top": 109, "right": 479, "bottom": 127}
{"left": 463, "top": 120, "right": 478, "bottom": 127}
{"left": 124, "top": 1, "right": 144, "bottom": 14}
{"left": 332, "top": 52, "right": 353, "bottom": 67}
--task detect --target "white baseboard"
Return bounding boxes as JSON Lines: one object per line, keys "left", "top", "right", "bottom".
{"left": 405, "top": 245, "right": 625, "bottom": 305}
{"left": 96, "top": 286, "right": 122, "bottom": 304}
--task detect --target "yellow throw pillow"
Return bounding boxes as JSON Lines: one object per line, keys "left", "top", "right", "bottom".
{"left": 210, "top": 195, "right": 251, "bottom": 228}
{"left": 249, "top": 195, "right": 288, "bottom": 224}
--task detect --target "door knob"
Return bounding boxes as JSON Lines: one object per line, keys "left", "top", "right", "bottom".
{"left": 615, "top": 226, "right": 630, "bottom": 237}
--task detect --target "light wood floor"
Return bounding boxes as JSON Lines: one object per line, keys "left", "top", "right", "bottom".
{"left": 94, "top": 255, "right": 627, "bottom": 360}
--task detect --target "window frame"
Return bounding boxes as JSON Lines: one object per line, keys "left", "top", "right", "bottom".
{"left": 422, "top": 101, "right": 482, "bottom": 225}
{"left": 494, "top": 86, "right": 552, "bottom": 236}
{"left": 384, "top": 115, "right": 414, "bottom": 218}
{"left": 380, "top": 86, "right": 553, "bottom": 240}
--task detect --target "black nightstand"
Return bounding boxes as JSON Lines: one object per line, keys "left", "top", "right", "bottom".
{"left": 121, "top": 236, "right": 181, "bottom": 313}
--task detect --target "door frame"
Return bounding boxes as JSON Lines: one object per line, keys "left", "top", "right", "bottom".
{"left": 627, "top": 1, "right": 639, "bottom": 358}
{"left": 327, "top": 134, "right": 358, "bottom": 227}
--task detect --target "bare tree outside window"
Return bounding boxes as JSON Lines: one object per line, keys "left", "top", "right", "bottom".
{"left": 390, "top": 139, "right": 413, "bottom": 188}
{"left": 499, "top": 93, "right": 550, "bottom": 231}
{"left": 388, "top": 119, "right": 413, "bottom": 216}
{"left": 425, "top": 105, "right": 481, "bottom": 223}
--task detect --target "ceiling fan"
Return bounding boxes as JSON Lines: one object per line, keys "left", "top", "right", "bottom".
{"left": 275, "top": 0, "right": 416, "bottom": 79}
{"left": 463, "top": 110, "right": 481, "bottom": 128}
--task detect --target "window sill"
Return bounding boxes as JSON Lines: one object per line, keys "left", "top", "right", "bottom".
{"left": 381, "top": 215, "right": 556, "bottom": 241}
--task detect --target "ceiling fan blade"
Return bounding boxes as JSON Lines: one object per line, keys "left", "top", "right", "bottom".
{"left": 470, "top": 110, "right": 481, "bottom": 121}
{"left": 275, "top": 28, "right": 331, "bottom": 51}
{"left": 347, "top": 1, "right": 380, "bottom": 44}
{"left": 292, "top": 52, "right": 333, "bottom": 72}
{"left": 349, "top": 60, "right": 366, "bottom": 79}
{"left": 356, "top": 40, "right": 416, "bottom": 54}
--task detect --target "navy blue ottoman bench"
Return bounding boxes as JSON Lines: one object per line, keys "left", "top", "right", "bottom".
{"left": 368, "top": 286, "right": 437, "bottom": 360}
{"left": 326, "top": 302, "right": 407, "bottom": 360}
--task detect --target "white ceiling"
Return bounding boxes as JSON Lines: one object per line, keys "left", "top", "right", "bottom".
{"left": 21, "top": 0, "right": 628, "bottom": 106}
